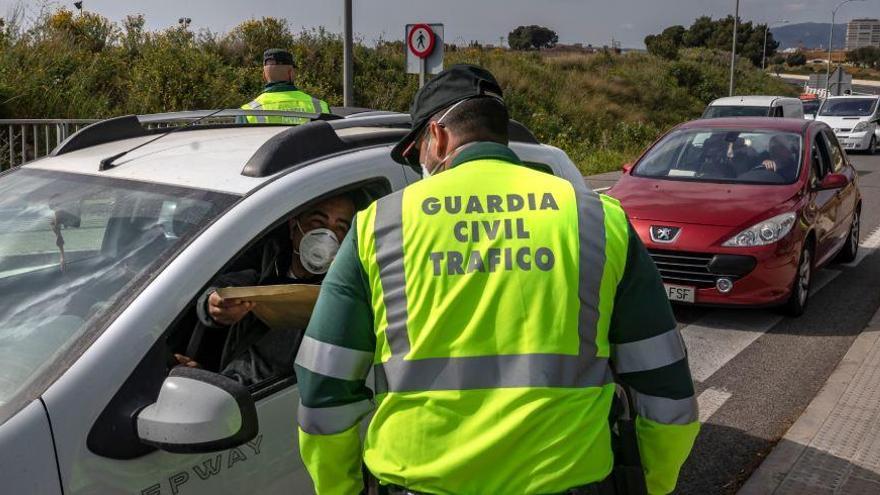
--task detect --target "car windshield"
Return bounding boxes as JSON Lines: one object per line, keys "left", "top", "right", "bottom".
{"left": 702, "top": 106, "right": 770, "bottom": 118}
{"left": 634, "top": 128, "right": 803, "bottom": 184}
{"left": 802, "top": 100, "right": 820, "bottom": 115}
{"left": 818, "top": 98, "right": 878, "bottom": 117}
{"left": 0, "top": 169, "right": 237, "bottom": 421}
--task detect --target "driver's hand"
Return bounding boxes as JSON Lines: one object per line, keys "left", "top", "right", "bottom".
{"left": 207, "top": 291, "right": 256, "bottom": 326}
{"left": 174, "top": 354, "right": 200, "bottom": 368}
{"left": 762, "top": 159, "right": 778, "bottom": 171}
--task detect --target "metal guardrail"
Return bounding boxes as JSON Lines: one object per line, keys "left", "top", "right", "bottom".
{"left": 0, "top": 119, "right": 99, "bottom": 171}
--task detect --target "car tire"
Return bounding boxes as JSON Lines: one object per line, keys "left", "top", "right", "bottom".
{"left": 835, "top": 208, "right": 861, "bottom": 263}
{"left": 868, "top": 136, "right": 877, "bottom": 156}
{"left": 781, "top": 244, "right": 813, "bottom": 318}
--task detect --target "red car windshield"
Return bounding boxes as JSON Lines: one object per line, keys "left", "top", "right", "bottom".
{"left": 634, "top": 129, "right": 803, "bottom": 185}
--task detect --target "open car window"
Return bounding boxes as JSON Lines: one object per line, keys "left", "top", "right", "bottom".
{"left": 164, "top": 179, "right": 392, "bottom": 398}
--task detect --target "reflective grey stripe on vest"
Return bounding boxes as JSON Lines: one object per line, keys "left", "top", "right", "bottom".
{"left": 371, "top": 184, "right": 611, "bottom": 393}
{"left": 246, "top": 100, "right": 267, "bottom": 123}
{"left": 611, "top": 329, "right": 686, "bottom": 374}
{"left": 298, "top": 399, "right": 373, "bottom": 435}
{"left": 575, "top": 190, "right": 606, "bottom": 359}
{"left": 631, "top": 390, "right": 698, "bottom": 425}
{"left": 373, "top": 355, "right": 614, "bottom": 394}
{"left": 312, "top": 97, "right": 323, "bottom": 114}
{"left": 374, "top": 192, "right": 412, "bottom": 357}
{"left": 295, "top": 336, "right": 373, "bottom": 381}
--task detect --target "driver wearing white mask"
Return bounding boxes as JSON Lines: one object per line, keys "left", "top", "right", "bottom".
{"left": 177, "top": 194, "right": 356, "bottom": 385}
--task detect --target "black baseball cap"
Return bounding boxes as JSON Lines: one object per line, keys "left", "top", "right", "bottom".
{"left": 263, "top": 48, "right": 294, "bottom": 66}
{"left": 391, "top": 64, "right": 504, "bottom": 169}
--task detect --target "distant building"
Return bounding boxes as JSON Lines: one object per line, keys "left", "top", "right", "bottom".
{"left": 845, "top": 18, "right": 880, "bottom": 50}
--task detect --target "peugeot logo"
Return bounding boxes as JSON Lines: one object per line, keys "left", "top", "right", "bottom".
{"left": 650, "top": 225, "right": 681, "bottom": 243}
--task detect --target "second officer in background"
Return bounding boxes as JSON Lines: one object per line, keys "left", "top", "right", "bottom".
{"left": 240, "top": 48, "right": 329, "bottom": 124}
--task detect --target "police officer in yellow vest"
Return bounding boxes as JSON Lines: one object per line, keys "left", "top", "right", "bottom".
{"left": 241, "top": 48, "right": 330, "bottom": 124}
{"left": 294, "top": 64, "right": 700, "bottom": 495}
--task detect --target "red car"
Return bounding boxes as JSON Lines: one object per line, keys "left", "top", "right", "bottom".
{"left": 608, "top": 117, "right": 861, "bottom": 316}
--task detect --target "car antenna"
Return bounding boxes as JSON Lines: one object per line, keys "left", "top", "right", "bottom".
{"left": 99, "top": 108, "right": 229, "bottom": 171}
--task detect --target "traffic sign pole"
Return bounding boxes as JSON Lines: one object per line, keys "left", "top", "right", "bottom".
{"left": 419, "top": 57, "right": 426, "bottom": 88}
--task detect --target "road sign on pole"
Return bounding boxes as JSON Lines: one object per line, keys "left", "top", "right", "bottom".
{"left": 406, "top": 23, "right": 444, "bottom": 87}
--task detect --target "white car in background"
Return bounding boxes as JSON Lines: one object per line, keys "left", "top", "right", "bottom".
{"left": 815, "top": 95, "right": 880, "bottom": 154}
{"left": 702, "top": 96, "right": 805, "bottom": 119}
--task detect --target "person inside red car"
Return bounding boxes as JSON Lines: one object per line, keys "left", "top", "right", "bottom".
{"left": 699, "top": 134, "right": 758, "bottom": 179}
{"left": 760, "top": 135, "right": 799, "bottom": 182}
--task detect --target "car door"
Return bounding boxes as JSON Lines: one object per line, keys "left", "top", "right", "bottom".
{"left": 821, "top": 129, "right": 858, "bottom": 244}
{"left": 44, "top": 148, "right": 409, "bottom": 495}
{"left": 807, "top": 130, "right": 840, "bottom": 265}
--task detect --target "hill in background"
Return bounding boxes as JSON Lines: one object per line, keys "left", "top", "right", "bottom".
{"left": 771, "top": 22, "right": 845, "bottom": 50}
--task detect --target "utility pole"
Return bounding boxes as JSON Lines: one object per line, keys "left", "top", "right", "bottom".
{"left": 729, "top": 0, "right": 740, "bottom": 96}
{"left": 343, "top": 0, "right": 354, "bottom": 107}
{"left": 762, "top": 20, "right": 788, "bottom": 70}
{"left": 826, "top": 0, "right": 864, "bottom": 97}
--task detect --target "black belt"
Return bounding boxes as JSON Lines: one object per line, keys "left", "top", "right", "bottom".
{"left": 379, "top": 475, "right": 616, "bottom": 495}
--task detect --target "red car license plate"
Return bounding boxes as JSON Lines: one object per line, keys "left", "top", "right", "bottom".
{"left": 664, "top": 284, "right": 696, "bottom": 303}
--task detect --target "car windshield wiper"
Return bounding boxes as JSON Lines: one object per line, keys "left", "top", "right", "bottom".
{"left": 99, "top": 108, "right": 227, "bottom": 171}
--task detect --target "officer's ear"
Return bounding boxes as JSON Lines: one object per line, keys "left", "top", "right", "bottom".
{"left": 428, "top": 121, "right": 450, "bottom": 157}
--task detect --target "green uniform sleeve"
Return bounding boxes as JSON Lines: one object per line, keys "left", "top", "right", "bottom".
{"left": 609, "top": 222, "right": 700, "bottom": 495}
{"left": 294, "top": 218, "right": 376, "bottom": 495}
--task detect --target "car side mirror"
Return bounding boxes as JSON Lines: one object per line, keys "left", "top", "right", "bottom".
{"left": 622, "top": 162, "right": 635, "bottom": 174}
{"left": 136, "top": 367, "right": 258, "bottom": 454}
{"left": 817, "top": 173, "right": 849, "bottom": 190}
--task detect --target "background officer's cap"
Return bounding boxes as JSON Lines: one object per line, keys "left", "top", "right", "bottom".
{"left": 263, "top": 48, "right": 294, "bottom": 66}
{"left": 391, "top": 64, "right": 505, "bottom": 169}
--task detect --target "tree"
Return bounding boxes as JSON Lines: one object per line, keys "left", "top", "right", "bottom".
{"left": 645, "top": 25, "right": 685, "bottom": 59}
{"left": 508, "top": 25, "right": 558, "bottom": 51}
{"left": 786, "top": 51, "right": 807, "bottom": 67}
{"left": 847, "top": 46, "right": 880, "bottom": 69}
{"left": 223, "top": 17, "right": 295, "bottom": 65}
{"left": 646, "top": 16, "right": 779, "bottom": 67}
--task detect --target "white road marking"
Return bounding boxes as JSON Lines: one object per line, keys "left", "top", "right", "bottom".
{"left": 844, "top": 223, "right": 880, "bottom": 268}
{"left": 683, "top": 269, "right": 841, "bottom": 383}
{"left": 593, "top": 187, "right": 611, "bottom": 193}
{"left": 698, "top": 387, "right": 733, "bottom": 423}
{"left": 679, "top": 222, "right": 880, "bottom": 416}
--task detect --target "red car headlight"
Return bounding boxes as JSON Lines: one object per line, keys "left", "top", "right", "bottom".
{"left": 722, "top": 212, "right": 797, "bottom": 247}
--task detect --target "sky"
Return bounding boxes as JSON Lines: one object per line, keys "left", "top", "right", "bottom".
{"left": 3, "top": 0, "right": 880, "bottom": 48}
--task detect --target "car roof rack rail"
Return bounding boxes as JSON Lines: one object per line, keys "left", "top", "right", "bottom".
{"left": 242, "top": 120, "right": 410, "bottom": 178}
{"left": 50, "top": 110, "right": 344, "bottom": 157}
{"left": 50, "top": 115, "right": 147, "bottom": 157}
{"left": 329, "top": 112, "right": 539, "bottom": 144}
{"left": 508, "top": 120, "right": 539, "bottom": 144}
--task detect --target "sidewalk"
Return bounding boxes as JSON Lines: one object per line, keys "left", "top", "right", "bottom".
{"left": 739, "top": 309, "right": 880, "bottom": 494}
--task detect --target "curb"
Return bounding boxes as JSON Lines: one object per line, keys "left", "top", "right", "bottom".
{"left": 738, "top": 309, "right": 880, "bottom": 494}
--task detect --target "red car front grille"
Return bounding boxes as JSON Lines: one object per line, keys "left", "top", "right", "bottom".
{"left": 648, "top": 249, "right": 748, "bottom": 288}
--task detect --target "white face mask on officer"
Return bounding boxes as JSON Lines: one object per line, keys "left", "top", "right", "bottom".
{"left": 294, "top": 221, "right": 340, "bottom": 275}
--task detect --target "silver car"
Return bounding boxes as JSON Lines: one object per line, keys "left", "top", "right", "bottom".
{"left": 0, "top": 109, "right": 588, "bottom": 494}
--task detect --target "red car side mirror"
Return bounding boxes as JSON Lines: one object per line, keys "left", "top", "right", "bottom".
{"left": 622, "top": 162, "right": 635, "bottom": 174}
{"left": 818, "top": 173, "right": 849, "bottom": 190}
